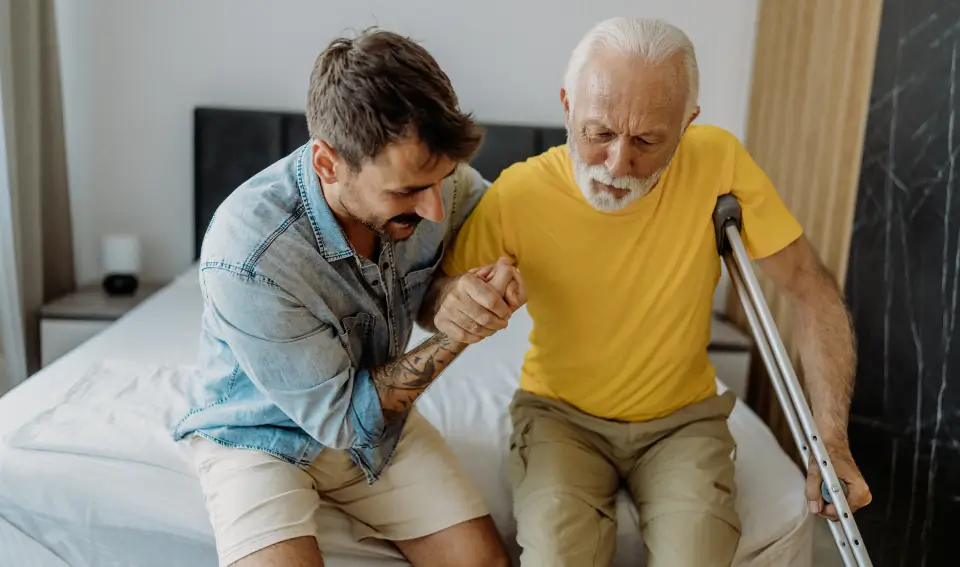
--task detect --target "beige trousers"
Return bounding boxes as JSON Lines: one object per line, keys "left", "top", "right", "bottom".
{"left": 508, "top": 389, "right": 741, "bottom": 567}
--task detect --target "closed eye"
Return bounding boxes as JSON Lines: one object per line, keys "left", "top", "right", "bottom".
{"left": 391, "top": 165, "right": 459, "bottom": 196}
{"left": 586, "top": 130, "right": 615, "bottom": 142}
{"left": 391, "top": 187, "right": 428, "bottom": 198}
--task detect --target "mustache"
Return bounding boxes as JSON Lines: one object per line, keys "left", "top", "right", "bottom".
{"left": 586, "top": 165, "right": 648, "bottom": 192}
{"left": 389, "top": 213, "right": 423, "bottom": 227}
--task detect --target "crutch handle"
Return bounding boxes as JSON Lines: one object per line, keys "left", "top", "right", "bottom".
{"left": 713, "top": 194, "right": 742, "bottom": 255}
{"left": 822, "top": 479, "right": 849, "bottom": 504}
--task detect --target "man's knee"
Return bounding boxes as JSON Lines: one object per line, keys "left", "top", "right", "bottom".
{"left": 473, "top": 544, "right": 510, "bottom": 567}
{"left": 229, "top": 535, "right": 323, "bottom": 567}
{"left": 458, "top": 517, "right": 511, "bottom": 567}
{"left": 394, "top": 515, "right": 509, "bottom": 567}
{"left": 642, "top": 512, "right": 740, "bottom": 567}
{"left": 515, "top": 491, "right": 617, "bottom": 567}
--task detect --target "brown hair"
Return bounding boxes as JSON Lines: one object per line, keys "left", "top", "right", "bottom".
{"left": 307, "top": 28, "right": 483, "bottom": 171}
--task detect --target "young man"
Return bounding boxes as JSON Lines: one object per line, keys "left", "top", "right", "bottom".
{"left": 173, "top": 29, "right": 522, "bottom": 567}
{"left": 442, "top": 17, "right": 872, "bottom": 567}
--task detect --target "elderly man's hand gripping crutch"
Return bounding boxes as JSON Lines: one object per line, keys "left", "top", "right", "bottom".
{"left": 713, "top": 194, "right": 873, "bottom": 567}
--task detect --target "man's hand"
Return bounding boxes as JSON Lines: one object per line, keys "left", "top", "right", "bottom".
{"left": 804, "top": 440, "right": 873, "bottom": 520}
{"left": 435, "top": 257, "right": 526, "bottom": 345}
{"left": 468, "top": 258, "right": 526, "bottom": 310}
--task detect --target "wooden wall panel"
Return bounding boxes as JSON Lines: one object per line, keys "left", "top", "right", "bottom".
{"left": 730, "top": 0, "right": 883, "bottom": 455}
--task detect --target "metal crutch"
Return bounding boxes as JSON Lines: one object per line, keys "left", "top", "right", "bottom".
{"left": 712, "top": 195, "right": 873, "bottom": 567}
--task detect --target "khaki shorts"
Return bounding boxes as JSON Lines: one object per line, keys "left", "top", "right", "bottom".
{"left": 508, "top": 390, "right": 741, "bottom": 567}
{"left": 187, "top": 409, "right": 488, "bottom": 566}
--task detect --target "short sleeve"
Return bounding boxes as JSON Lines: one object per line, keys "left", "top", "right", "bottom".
{"left": 442, "top": 176, "right": 513, "bottom": 276}
{"left": 727, "top": 139, "right": 804, "bottom": 259}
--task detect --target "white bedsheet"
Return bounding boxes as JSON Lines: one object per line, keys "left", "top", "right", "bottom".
{"left": 0, "top": 516, "right": 71, "bottom": 567}
{"left": 0, "top": 267, "right": 812, "bottom": 567}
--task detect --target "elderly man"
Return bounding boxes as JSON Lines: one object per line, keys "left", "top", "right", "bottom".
{"left": 173, "top": 29, "right": 523, "bottom": 567}
{"left": 442, "top": 17, "right": 872, "bottom": 566}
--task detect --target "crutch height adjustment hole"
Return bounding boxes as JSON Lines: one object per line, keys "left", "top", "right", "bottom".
{"left": 812, "top": 435, "right": 818, "bottom": 441}
{"left": 854, "top": 540, "right": 860, "bottom": 546}
{"left": 844, "top": 513, "right": 849, "bottom": 518}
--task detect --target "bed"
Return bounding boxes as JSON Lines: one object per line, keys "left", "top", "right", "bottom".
{"left": 0, "top": 108, "right": 813, "bottom": 567}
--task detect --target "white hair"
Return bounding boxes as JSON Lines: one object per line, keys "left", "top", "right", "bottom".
{"left": 563, "top": 17, "right": 699, "bottom": 118}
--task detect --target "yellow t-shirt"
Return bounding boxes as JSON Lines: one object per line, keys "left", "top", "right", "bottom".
{"left": 443, "top": 124, "right": 803, "bottom": 422}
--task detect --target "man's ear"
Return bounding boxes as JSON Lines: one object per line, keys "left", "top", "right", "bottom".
{"left": 685, "top": 106, "right": 701, "bottom": 130}
{"left": 311, "top": 140, "right": 340, "bottom": 185}
{"left": 560, "top": 88, "right": 571, "bottom": 129}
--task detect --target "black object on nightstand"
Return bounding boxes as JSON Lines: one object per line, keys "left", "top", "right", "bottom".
{"left": 102, "top": 274, "right": 139, "bottom": 296}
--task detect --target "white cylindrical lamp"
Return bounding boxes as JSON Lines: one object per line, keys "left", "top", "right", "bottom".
{"left": 101, "top": 234, "right": 142, "bottom": 295}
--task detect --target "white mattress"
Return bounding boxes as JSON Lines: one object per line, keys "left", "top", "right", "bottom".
{"left": 0, "top": 267, "right": 812, "bottom": 567}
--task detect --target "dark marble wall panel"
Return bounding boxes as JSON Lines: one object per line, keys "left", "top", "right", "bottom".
{"left": 846, "top": 1, "right": 960, "bottom": 565}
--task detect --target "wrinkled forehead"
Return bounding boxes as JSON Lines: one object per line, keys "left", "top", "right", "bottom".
{"left": 573, "top": 51, "right": 688, "bottom": 132}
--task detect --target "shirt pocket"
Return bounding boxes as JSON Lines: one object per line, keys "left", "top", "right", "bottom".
{"left": 338, "top": 312, "right": 376, "bottom": 369}
{"left": 400, "top": 239, "right": 446, "bottom": 310}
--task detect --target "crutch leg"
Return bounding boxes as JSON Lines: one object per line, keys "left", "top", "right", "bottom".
{"left": 713, "top": 194, "right": 873, "bottom": 567}
{"left": 724, "top": 251, "right": 858, "bottom": 567}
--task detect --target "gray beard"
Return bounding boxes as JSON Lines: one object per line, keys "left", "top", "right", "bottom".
{"left": 566, "top": 130, "right": 677, "bottom": 212}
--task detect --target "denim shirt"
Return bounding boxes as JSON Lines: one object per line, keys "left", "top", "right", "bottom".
{"left": 172, "top": 144, "right": 488, "bottom": 482}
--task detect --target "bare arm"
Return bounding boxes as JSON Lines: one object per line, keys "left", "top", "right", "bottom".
{"left": 379, "top": 259, "right": 527, "bottom": 426}
{"left": 372, "top": 332, "right": 467, "bottom": 425}
{"left": 758, "top": 237, "right": 856, "bottom": 442}
{"left": 755, "top": 235, "right": 856, "bottom": 442}
{"left": 417, "top": 275, "right": 457, "bottom": 332}
{"left": 757, "top": 235, "right": 870, "bottom": 517}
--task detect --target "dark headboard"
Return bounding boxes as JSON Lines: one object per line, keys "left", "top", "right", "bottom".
{"left": 193, "top": 107, "right": 565, "bottom": 259}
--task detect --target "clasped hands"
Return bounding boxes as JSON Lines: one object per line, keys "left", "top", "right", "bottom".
{"left": 434, "top": 258, "right": 526, "bottom": 345}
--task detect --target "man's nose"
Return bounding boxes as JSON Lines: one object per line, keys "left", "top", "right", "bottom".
{"left": 415, "top": 184, "right": 445, "bottom": 222}
{"left": 605, "top": 137, "right": 635, "bottom": 178}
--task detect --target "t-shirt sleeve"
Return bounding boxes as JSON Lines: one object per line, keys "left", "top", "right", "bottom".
{"left": 441, "top": 174, "right": 513, "bottom": 276}
{"left": 726, "top": 137, "right": 804, "bottom": 259}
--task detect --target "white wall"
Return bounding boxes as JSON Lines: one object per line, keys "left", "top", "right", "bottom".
{"left": 55, "top": 0, "right": 759, "bottom": 284}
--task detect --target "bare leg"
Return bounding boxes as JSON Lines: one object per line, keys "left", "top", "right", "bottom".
{"left": 394, "top": 516, "right": 510, "bottom": 567}
{"left": 229, "top": 536, "right": 324, "bottom": 567}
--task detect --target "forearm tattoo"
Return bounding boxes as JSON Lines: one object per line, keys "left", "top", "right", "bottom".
{"left": 372, "top": 333, "right": 465, "bottom": 424}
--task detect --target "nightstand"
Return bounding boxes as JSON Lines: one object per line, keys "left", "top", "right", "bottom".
{"left": 39, "top": 283, "right": 164, "bottom": 367}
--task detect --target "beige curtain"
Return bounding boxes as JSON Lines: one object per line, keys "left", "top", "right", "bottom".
{"left": 728, "top": 0, "right": 883, "bottom": 459}
{"left": 3, "top": 0, "right": 75, "bottom": 377}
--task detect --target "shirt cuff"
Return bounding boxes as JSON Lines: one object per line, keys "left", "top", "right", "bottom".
{"left": 348, "top": 368, "right": 386, "bottom": 448}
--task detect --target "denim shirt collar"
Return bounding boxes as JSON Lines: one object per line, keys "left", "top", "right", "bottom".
{"left": 295, "top": 144, "right": 354, "bottom": 262}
